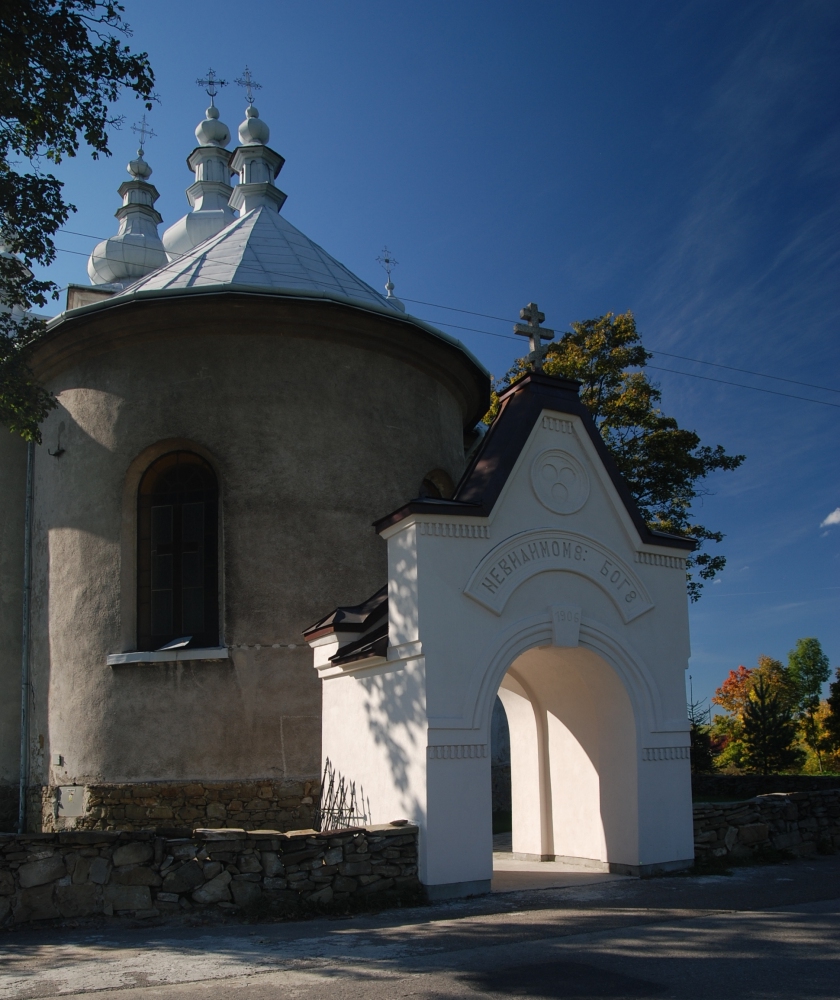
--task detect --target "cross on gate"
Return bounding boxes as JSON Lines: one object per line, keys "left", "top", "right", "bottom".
{"left": 196, "top": 68, "right": 228, "bottom": 107}
{"left": 130, "top": 115, "right": 156, "bottom": 156}
{"left": 235, "top": 66, "right": 262, "bottom": 106}
{"left": 514, "top": 302, "right": 554, "bottom": 371}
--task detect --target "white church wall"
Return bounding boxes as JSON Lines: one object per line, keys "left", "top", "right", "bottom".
{"left": 372, "top": 403, "right": 695, "bottom": 884}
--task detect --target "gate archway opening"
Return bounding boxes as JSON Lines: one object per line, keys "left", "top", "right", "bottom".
{"left": 492, "top": 643, "right": 639, "bottom": 870}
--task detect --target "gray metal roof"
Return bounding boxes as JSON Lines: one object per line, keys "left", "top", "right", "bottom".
{"left": 115, "top": 204, "right": 400, "bottom": 310}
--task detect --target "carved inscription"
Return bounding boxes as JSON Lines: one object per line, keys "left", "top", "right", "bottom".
{"left": 464, "top": 529, "right": 654, "bottom": 622}
{"left": 481, "top": 536, "right": 590, "bottom": 594}
{"left": 551, "top": 603, "right": 581, "bottom": 647}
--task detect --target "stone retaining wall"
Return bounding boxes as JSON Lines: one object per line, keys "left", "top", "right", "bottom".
{"left": 25, "top": 779, "right": 319, "bottom": 834}
{"left": 0, "top": 823, "right": 419, "bottom": 928}
{"left": 693, "top": 790, "right": 840, "bottom": 860}
{"left": 692, "top": 774, "right": 840, "bottom": 801}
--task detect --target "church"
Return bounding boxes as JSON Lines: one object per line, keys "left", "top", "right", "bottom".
{"left": 0, "top": 81, "right": 696, "bottom": 897}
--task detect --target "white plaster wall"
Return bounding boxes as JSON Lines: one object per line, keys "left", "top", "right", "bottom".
{"left": 497, "top": 679, "right": 543, "bottom": 857}
{"left": 374, "top": 407, "right": 694, "bottom": 882}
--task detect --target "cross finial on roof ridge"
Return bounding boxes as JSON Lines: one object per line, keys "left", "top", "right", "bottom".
{"left": 514, "top": 301, "right": 554, "bottom": 371}
{"left": 196, "top": 68, "right": 228, "bottom": 107}
{"left": 130, "top": 114, "right": 156, "bottom": 157}
{"left": 235, "top": 66, "right": 262, "bottom": 106}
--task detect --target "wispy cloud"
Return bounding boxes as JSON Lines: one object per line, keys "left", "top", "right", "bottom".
{"left": 821, "top": 508, "right": 840, "bottom": 528}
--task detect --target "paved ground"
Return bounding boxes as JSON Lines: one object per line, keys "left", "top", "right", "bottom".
{"left": 1, "top": 854, "right": 839, "bottom": 999}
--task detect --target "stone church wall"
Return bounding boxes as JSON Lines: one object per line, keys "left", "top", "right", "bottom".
{"left": 18, "top": 297, "right": 478, "bottom": 828}
{"left": 26, "top": 778, "right": 320, "bottom": 833}
{"left": 0, "top": 431, "right": 27, "bottom": 832}
{"left": 0, "top": 822, "right": 419, "bottom": 926}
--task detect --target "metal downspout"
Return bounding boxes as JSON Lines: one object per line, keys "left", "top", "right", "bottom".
{"left": 17, "top": 440, "right": 34, "bottom": 834}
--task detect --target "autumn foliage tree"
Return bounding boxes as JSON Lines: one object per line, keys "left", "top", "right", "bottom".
{"left": 486, "top": 313, "right": 745, "bottom": 598}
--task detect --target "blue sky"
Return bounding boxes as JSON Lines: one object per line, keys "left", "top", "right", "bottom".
{"left": 40, "top": 0, "right": 839, "bottom": 710}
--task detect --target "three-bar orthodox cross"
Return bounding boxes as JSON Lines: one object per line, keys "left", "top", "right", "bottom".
{"left": 514, "top": 302, "right": 554, "bottom": 371}
{"left": 235, "top": 66, "right": 262, "bottom": 106}
{"left": 196, "top": 68, "right": 228, "bottom": 107}
{"left": 130, "top": 114, "right": 156, "bottom": 157}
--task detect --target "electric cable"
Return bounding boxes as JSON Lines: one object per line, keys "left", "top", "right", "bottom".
{"left": 51, "top": 228, "right": 838, "bottom": 404}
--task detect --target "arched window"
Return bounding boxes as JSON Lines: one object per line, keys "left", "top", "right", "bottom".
{"left": 137, "top": 451, "right": 219, "bottom": 651}
{"left": 419, "top": 468, "right": 455, "bottom": 500}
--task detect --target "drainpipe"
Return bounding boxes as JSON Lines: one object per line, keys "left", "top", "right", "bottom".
{"left": 17, "top": 440, "right": 34, "bottom": 834}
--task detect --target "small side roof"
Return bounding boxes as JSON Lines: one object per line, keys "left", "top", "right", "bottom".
{"left": 374, "top": 371, "right": 696, "bottom": 551}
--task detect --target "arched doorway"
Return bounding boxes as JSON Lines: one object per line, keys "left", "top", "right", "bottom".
{"left": 495, "top": 643, "right": 638, "bottom": 869}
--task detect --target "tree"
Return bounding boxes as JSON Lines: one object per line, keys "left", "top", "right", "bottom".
{"left": 710, "top": 656, "right": 799, "bottom": 771}
{"left": 788, "top": 638, "right": 831, "bottom": 771}
{"left": 741, "top": 675, "right": 803, "bottom": 776}
{"left": 0, "top": 1, "right": 155, "bottom": 441}
{"left": 486, "top": 313, "right": 745, "bottom": 598}
{"left": 712, "top": 664, "right": 754, "bottom": 717}
{"left": 688, "top": 698, "right": 715, "bottom": 774}
{"left": 824, "top": 667, "right": 840, "bottom": 752}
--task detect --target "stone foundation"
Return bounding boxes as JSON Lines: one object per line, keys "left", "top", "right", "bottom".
{"left": 25, "top": 780, "right": 320, "bottom": 834}
{"left": 0, "top": 786, "right": 17, "bottom": 834}
{"left": 0, "top": 823, "right": 420, "bottom": 927}
{"left": 693, "top": 789, "right": 840, "bottom": 860}
{"left": 692, "top": 774, "right": 840, "bottom": 801}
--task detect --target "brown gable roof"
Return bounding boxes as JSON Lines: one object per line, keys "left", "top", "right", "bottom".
{"left": 374, "top": 371, "right": 695, "bottom": 551}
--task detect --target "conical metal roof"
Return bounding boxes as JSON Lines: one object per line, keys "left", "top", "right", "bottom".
{"left": 117, "top": 204, "right": 401, "bottom": 312}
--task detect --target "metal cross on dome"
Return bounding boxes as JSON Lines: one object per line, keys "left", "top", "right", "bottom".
{"left": 196, "top": 68, "right": 228, "bottom": 107}
{"left": 235, "top": 66, "right": 262, "bottom": 106}
{"left": 130, "top": 114, "right": 156, "bottom": 157}
{"left": 376, "top": 246, "right": 398, "bottom": 280}
{"left": 514, "top": 302, "right": 554, "bottom": 371}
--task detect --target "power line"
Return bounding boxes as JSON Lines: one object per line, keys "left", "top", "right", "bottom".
{"left": 53, "top": 228, "right": 837, "bottom": 401}
{"left": 650, "top": 350, "right": 839, "bottom": 396}
{"left": 646, "top": 366, "right": 840, "bottom": 409}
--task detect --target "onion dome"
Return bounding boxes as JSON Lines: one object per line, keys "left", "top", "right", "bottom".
{"left": 162, "top": 103, "right": 236, "bottom": 261}
{"left": 87, "top": 150, "right": 167, "bottom": 288}
{"left": 228, "top": 104, "right": 286, "bottom": 215}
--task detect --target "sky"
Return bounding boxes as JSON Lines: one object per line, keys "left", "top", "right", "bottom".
{"left": 38, "top": 0, "right": 840, "bottom": 712}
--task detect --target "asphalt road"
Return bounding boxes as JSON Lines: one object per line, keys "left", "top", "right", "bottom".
{"left": 1, "top": 855, "right": 839, "bottom": 999}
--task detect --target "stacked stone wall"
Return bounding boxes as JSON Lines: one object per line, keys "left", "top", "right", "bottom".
{"left": 692, "top": 774, "right": 840, "bottom": 801}
{"left": 0, "top": 787, "right": 17, "bottom": 834}
{"left": 24, "top": 780, "right": 319, "bottom": 834}
{"left": 693, "top": 790, "right": 840, "bottom": 860}
{"left": 0, "top": 823, "right": 419, "bottom": 927}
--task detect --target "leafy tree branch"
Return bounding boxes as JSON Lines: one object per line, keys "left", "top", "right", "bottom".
{"left": 0, "top": 1, "right": 155, "bottom": 441}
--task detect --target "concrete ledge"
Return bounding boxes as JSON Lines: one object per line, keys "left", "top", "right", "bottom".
{"left": 106, "top": 647, "right": 230, "bottom": 665}
{"left": 551, "top": 855, "right": 611, "bottom": 872}
{"left": 610, "top": 857, "right": 694, "bottom": 877}
{"left": 425, "top": 879, "right": 492, "bottom": 901}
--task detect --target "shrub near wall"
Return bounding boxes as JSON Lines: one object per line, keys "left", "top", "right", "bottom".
{"left": 0, "top": 823, "right": 420, "bottom": 927}
{"left": 693, "top": 790, "right": 840, "bottom": 860}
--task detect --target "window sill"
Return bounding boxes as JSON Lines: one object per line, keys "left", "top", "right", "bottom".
{"left": 106, "top": 647, "right": 230, "bottom": 666}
